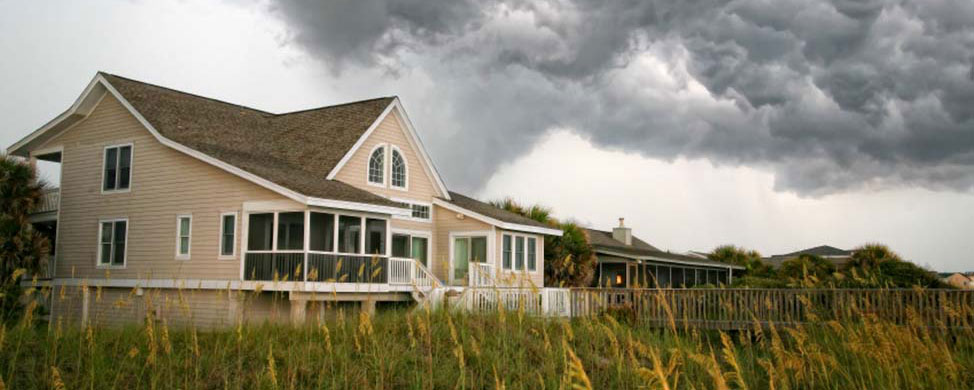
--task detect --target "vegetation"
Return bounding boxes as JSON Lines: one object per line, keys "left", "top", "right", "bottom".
{"left": 491, "top": 197, "right": 596, "bottom": 287}
{"left": 0, "top": 155, "right": 50, "bottom": 321}
{"left": 1, "top": 286, "right": 972, "bottom": 389}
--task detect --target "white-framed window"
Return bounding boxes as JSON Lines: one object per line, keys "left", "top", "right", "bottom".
{"left": 393, "top": 198, "right": 432, "bottom": 222}
{"left": 502, "top": 233, "right": 539, "bottom": 272}
{"left": 176, "top": 215, "right": 192, "bottom": 259}
{"left": 410, "top": 204, "right": 430, "bottom": 220}
{"left": 219, "top": 212, "right": 237, "bottom": 258}
{"left": 97, "top": 218, "right": 128, "bottom": 267}
{"left": 367, "top": 145, "right": 385, "bottom": 185}
{"left": 391, "top": 231, "right": 431, "bottom": 267}
{"left": 391, "top": 147, "right": 407, "bottom": 189}
{"left": 245, "top": 211, "right": 386, "bottom": 257}
{"left": 102, "top": 144, "right": 132, "bottom": 192}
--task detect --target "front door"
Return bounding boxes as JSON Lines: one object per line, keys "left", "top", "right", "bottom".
{"left": 452, "top": 236, "right": 488, "bottom": 285}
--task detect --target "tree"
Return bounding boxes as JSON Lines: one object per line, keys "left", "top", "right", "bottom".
{"left": 779, "top": 254, "right": 836, "bottom": 282}
{"left": 0, "top": 155, "right": 51, "bottom": 320}
{"left": 839, "top": 244, "right": 948, "bottom": 288}
{"left": 708, "top": 245, "right": 774, "bottom": 278}
{"left": 490, "top": 198, "right": 595, "bottom": 287}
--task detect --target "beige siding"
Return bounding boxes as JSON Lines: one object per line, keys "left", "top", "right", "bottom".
{"left": 41, "top": 94, "right": 287, "bottom": 280}
{"left": 495, "top": 229, "right": 544, "bottom": 287}
{"left": 333, "top": 111, "right": 443, "bottom": 202}
{"left": 431, "top": 204, "right": 490, "bottom": 282}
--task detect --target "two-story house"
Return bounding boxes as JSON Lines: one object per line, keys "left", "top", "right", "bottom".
{"left": 9, "top": 72, "right": 561, "bottom": 327}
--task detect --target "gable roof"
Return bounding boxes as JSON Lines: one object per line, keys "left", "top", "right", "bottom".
{"left": 8, "top": 72, "right": 459, "bottom": 214}
{"left": 769, "top": 245, "right": 852, "bottom": 259}
{"left": 584, "top": 228, "right": 743, "bottom": 270}
{"left": 433, "top": 192, "right": 563, "bottom": 236}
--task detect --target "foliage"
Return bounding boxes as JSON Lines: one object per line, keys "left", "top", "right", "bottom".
{"left": 779, "top": 254, "right": 837, "bottom": 286}
{"left": 708, "top": 245, "right": 775, "bottom": 278}
{"left": 491, "top": 197, "right": 596, "bottom": 287}
{"left": 836, "top": 244, "right": 948, "bottom": 288}
{"left": 0, "top": 155, "right": 50, "bottom": 320}
{"left": 730, "top": 275, "right": 790, "bottom": 288}
{"left": 1, "top": 288, "right": 972, "bottom": 389}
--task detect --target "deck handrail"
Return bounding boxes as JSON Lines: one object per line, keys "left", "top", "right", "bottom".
{"left": 31, "top": 188, "right": 59, "bottom": 214}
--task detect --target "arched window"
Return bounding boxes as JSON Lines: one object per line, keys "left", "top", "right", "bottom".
{"left": 368, "top": 146, "right": 384, "bottom": 184}
{"left": 391, "top": 148, "right": 406, "bottom": 188}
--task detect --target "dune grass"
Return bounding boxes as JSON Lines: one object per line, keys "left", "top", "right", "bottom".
{"left": 1, "top": 294, "right": 973, "bottom": 390}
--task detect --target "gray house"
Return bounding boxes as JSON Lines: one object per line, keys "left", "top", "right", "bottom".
{"left": 588, "top": 219, "right": 742, "bottom": 288}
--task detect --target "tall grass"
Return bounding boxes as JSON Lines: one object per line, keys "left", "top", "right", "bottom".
{"left": 1, "top": 286, "right": 973, "bottom": 389}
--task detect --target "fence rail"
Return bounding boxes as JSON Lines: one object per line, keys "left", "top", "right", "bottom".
{"left": 568, "top": 288, "right": 974, "bottom": 330}
{"left": 243, "top": 252, "right": 388, "bottom": 283}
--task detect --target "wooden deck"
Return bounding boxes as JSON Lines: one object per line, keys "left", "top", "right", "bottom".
{"left": 567, "top": 288, "right": 974, "bottom": 330}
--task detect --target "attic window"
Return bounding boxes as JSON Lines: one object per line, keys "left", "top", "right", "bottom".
{"left": 368, "top": 146, "right": 384, "bottom": 185}
{"left": 103, "top": 144, "right": 132, "bottom": 192}
{"left": 391, "top": 148, "right": 406, "bottom": 188}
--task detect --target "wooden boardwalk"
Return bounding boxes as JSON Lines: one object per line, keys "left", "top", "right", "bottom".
{"left": 567, "top": 288, "right": 974, "bottom": 330}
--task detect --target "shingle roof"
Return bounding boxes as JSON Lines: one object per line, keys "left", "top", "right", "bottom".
{"left": 770, "top": 245, "right": 851, "bottom": 259}
{"left": 102, "top": 73, "right": 404, "bottom": 209}
{"left": 440, "top": 191, "right": 557, "bottom": 230}
{"left": 584, "top": 228, "right": 742, "bottom": 269}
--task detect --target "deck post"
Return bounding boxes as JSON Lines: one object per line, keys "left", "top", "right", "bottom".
{"left": 80, "top": 286, "right": 90, "bottom": 329}
{"left": 290, "top": 298, "right": 308, "bottom": 325}
{"left": 361, "top": 299, "right": 376, "bottom": 315}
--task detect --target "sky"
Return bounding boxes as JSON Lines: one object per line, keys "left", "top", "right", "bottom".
{"left": 1, "top": 0, "right": 973, "bottom": 271}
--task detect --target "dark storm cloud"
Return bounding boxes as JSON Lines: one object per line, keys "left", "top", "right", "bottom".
{"left": 270, "top": 0, "right": 974, "bottom": 196}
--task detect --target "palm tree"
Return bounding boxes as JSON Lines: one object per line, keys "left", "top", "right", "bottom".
{"left": 0, "top": 155, "right": 51, "bottom": 320}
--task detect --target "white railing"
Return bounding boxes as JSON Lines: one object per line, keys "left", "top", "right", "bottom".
{"left": 389, "top": 257, "right": 414, "bottom": 285}
{"left": 469, "top": 263, "right": 495, "bottom": 287}
{"left": 459, "top": 287, "right": 572, "bottom": 317}
{"left": 412, "top": 260, "right": 439, "bottom": 290}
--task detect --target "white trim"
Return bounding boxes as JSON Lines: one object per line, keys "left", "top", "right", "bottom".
{"left": 326, "top": 98, "right": 451, "bottom": 200}
{"left": 175, "top": 214, "right": 192, "bottom": 260}
{"left": 218, "top": 212, "right": 238, "bottom": 260}
{"left": 7, "top": 76, "right": 106, "bottom": 155}
{"left": 31, "top": 278, "right": 424, "bottom": 293}
{"left": 432, "top": 199, "right": 563, "bottom": 236}
{"left": 448, "top": 230, "right": 493, "bottom": 285}
{"left": 96, "top": 217, "right": 129, "bottom": 269}
{"left": 391, "top": 197, "right": 432, "bottom": 223}
{"left": 100, "top": 143, "right": 134, "bottom": 194}
{"left": 389, "top": 145, "right": 408, "bottom": 191}
{"left": 29, "top": 145, "right": 65, "bottom": 158}
{"left": 366, "top": 143, "right": 387, "bottom": 188}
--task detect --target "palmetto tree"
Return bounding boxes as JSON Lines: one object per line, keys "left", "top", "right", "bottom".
{"left": 0, "top": 155, "right": 50, "bottom": 319}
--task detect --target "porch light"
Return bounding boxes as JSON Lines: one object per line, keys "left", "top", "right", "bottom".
{"left": 616, "top": 275, "right": 623, "bottom": 285}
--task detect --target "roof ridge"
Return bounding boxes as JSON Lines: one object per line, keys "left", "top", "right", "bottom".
{"left": 276, "top": 96, "right": 397, "bottom": 116}
{"left": 100, "top": 72, "right": 274, "bottom": 115}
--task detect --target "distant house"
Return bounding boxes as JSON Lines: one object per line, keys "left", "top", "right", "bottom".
{"left": 764, "top": 245, "right": 853, "bottom": 269}
{"left": 943, "top": 273, "right": 974, "bottom": 289}
{"left": 587, "top": 219, "right": 742, "bottom": 288}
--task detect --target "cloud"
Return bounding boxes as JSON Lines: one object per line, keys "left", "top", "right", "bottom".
{"left": 268, "top": 0, "right": 974, "bottom": 196}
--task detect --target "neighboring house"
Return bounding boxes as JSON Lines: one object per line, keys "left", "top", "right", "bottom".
{"left": 764, "top": 245, "right": 853, "bottom": 269}
{"left": 587, "top": 219, "right": 742, "bottom": 288}
{"left": 10, "top": 72, "right": 561, "bottom": 326}
{"left": 943, "top": 273, "right": 974, "bottom": 289}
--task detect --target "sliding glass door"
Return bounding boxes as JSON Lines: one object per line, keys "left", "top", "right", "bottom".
{"left": 452, "top": 236, "right": 487, "bottom": 285}
{"left": 392, "top": 233, "right": 429, "bottom": 267}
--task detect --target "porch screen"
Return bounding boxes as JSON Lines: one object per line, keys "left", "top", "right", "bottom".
{"left": 365, "top": 218, "right": 386, "bottom": 254}
{"left": 247, "top": 213, "right": 273, "bottom": 251}
{"left": 338, "top": 215, "right": 361, "bottom": 254}
{"left": 276, "top": 212, "right": 304, "bottom": 250}
{"left": 310, "top": 212, "right": 334, "bottom": 252}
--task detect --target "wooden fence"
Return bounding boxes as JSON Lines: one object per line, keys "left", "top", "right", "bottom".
{"left": 568, "top": 288, "right": 974, "bottom": 330}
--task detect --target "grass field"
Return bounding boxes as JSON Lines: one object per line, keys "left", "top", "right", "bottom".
{"left": 2, "top": 296, "right": 973, "bottom": 390}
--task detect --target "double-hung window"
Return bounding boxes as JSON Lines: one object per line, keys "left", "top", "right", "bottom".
{"left": 103, "top": 144, "right": 132, "bottom": 192}
{"left": 220, "top": 213, "right": 237, "bottom": 258}
{"left": 98, "top": 219, "right": 127, "bottom": 267}
{"left": 368, "top": 146, "right": 385, "bottom": 185}
{"left": 176, "top": 215, "right": 192, "bottom": 259}
{"left": 527, "top": 237, "right": 537, "bottom": 271}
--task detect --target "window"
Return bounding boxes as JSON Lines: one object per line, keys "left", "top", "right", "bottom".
{"left": 276, "top": 212, "right": 304, "bottom": 250}
{"left": 338, "top": 215, "right": 361, "bottom": 254}
{"left": 176, "top": 215, "right": 191, "bottom": 259}
{"left": 411, "top": 204, "right": 430, "bottom": 220}
{"left": 527, "top": 237, "right": 537, "bottom": 271}
{"left": 392, "top": 233, "right": 429, "bottom": 267}
{"left": 220, "top": 213, "right": 236, "bottom": 257}
{"left": 502, "top": 235, "right": 512, "bottom": 270}
{"left": 309, "top": 212, "right": 334, "bottom": 252}
{"left": 368, "top": 146, "right": 384, "bottom": 185}
{"left": 364, "top": 218, "right": 386, "bottom": 254}
{"left": 98, "top": 219, "right": 127, "bottom": 266}
{"left": 515, "top": 236, "right": 525, "bottom": 270}
{"left": 247, "top": 213, "right": 273, "bottom": 251}
{"left": 103, "top": 144, "right": 132, "bottom": 191}
{"left": 391, "top": 148, "right": 406, "bottom": 188}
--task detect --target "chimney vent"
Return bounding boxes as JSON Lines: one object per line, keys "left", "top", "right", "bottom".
{"left": 612, "top": 217, "right": 632, "bottom": 246}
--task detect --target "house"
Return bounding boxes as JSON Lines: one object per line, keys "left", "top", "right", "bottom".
{"left": 9, "top": 72, "right": 561, "bottom": 327}
{"left": 764, "top": 245, "right": 853, "bottom": 269}
{"left": 943, "top": 273, "right": 974, "bottom": 289}
{"left": 587, "top": 219, "right": 742, "bottom": 288}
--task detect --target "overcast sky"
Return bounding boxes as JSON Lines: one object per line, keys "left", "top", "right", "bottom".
{"left": 2, "top": 0, "right": 973, "bottom": 271}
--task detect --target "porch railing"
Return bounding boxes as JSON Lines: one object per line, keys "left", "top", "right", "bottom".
{"left": 31, "top": 188, "right": 59, "bottom": 215}
{"left": 243, "top": 251, "right": 388, "bottom": 283}
{"left": 469, "top": 263, "right": 495, "bottom": 287}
